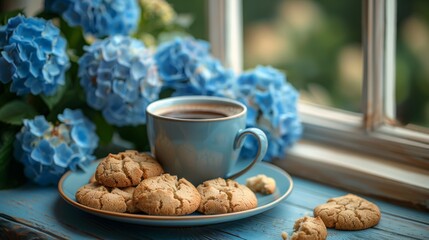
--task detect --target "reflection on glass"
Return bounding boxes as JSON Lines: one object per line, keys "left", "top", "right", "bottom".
{"left": 243, "top": 0, "right": 362, "bottom": 112}
{"left": 396, "top": 0, "right": 429, "bottom": 128}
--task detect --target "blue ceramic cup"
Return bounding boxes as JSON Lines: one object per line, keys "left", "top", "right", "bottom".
{"left": 146, "top": 96, "right": 268, "bottom": 185}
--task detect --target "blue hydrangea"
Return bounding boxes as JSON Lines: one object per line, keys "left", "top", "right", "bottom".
{"left": 79, "top": 35, "right": 161, "bottom": 126}
{"left": 0, "top": 15, "right": 70, "bottom": 96}
{"left": 14, "top": 109, "right": 99, "bottom": 185}
{"left": 172, "top": 56, "right": 235, "bottom": 98}
{"left": 155, "top": 37, "right": 210, "bottom": 87}
{"left": 46, "top": 0, "right": 140, "bottom": 38}
{"left": 234, "top": 66, "right": 303, "bottom": 161}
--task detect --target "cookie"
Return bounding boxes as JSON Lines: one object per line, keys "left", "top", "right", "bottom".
{"left": 95, "top": 150, "right": 164, "bottom": 188}
{"left": 89, "top": 173, "right": 97, "bottom": 183}
{"left": 75, "top": 183, "right": 138, "bottom": 213}
{"left": 197, "top": 178, "right": 257, "bottom": 215}
{"left": 246, "top": 174, "right": 276, "bottom": 194}
{"left": 313, "top": 193, "right": 381, "bottom": 230}
{"left": 133, "top": 174, "right": 201, "bottom": 216}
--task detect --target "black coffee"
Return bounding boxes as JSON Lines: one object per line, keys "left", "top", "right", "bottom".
{"left": 162, "top": 110, "right": 228, "bottom": 119}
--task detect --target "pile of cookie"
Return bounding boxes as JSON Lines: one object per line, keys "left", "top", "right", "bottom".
{"left": 75, "top": 150, "right": 276, "bottom": 215}
{"left": 283, "top": 193, "right": 381, "bottom": 240}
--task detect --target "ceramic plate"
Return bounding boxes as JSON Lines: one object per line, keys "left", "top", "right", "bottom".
{"left": 58, "top": 160, "right": 293, "bottom": 227}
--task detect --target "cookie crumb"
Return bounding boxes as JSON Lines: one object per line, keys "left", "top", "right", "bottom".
{"left": 281, "top": 231, "right": 288, "bottom": 240}
{"left": 291, "top": 216, "right": 327, "bottom": 240}
{"left": 246, "top": 174, "right": 276, "bottom": 194}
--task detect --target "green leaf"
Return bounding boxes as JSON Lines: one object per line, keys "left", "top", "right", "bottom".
{"left": 59, "top": 18, "right": 86, "bottom": 56}
{"left": 0, "top": 84, "right": 16, "bottom": 104}
{"left": 0, "top": 9, "right": 24, "bottom": 25}
{"left": 41, "top": 84, "right": 67, "bottom": 110}
{"left": 159, "top": 88, "right": 174, "bottom": 99}
{"left": 34, "top": 10, "right": 58, "bottom": 20}
{"left": 0, "top": 132, "right": 14, "bottom": 168}
{"left": 117, "top": 125, "right": 150, "bottom": 151}
{"left": 91, "top": 112, "right": 115, "bottom": 146}
{"left": 0, "top": 131, "right": 14, "bottom": 188}
{"left": 0, "top": 100, "right": 38, "bottom": 125}
{"left": 0, "top": 130, "right": 25, "bottom": 189}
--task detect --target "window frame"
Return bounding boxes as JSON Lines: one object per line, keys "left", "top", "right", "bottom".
{"left": 209, "top": 0, "right": 429, "bottom": 208}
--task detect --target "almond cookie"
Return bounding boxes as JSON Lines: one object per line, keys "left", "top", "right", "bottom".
{"left": 133, "top": 174, "right": 201, "bottom": 216}
{"left": 76, "top": 183, "right": 139, "bottom": 213}
{"left": 197, "top": 178, "right": 258, "bottom": 215}
{"left": 95, "top": 150, "right": 164, "bottom": 188}
{"left": 313, "top": 193, "right": 381, "bottom": 230}
{"left": 246, "top": 174, "right": 276, "bottom": 194}
{"left": 290, "top": 216, "right": 327, "bottom": 240}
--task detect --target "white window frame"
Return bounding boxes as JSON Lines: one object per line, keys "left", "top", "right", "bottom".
{"left": 209, "top": 0, "right": 429, "bottom": 208}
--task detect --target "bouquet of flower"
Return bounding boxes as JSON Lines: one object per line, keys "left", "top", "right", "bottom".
{"left": 0, "top": 0, "right": 302, "bottom": 187}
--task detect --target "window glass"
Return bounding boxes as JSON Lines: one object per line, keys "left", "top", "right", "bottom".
{"left": 396, "top": 0, "right": 429, "bottom": 128}
{"left": 243, "top": 0, "right": 362, "bottom": 112}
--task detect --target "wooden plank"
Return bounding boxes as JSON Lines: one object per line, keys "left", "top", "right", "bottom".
{"left": 291, "top": 177, "right": 429, "bottom": 224}
{"left": 0, "top": 214, "right": 66, "bottom": 240}
{"left": 0, "top": 176, "right": 428, "bottom": 240}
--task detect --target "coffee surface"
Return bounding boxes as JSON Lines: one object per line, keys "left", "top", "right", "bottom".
{"left": 162, "top": 110, "right": 228, "bottom": 119}
{"left": 154, "top": 103, "right": 243, "bottom": 120}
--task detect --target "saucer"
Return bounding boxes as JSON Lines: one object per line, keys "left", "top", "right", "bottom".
{"left": 58, "top": 161, "right": 293, "bottom": 227}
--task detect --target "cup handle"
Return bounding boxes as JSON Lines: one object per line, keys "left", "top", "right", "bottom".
{"left": 226, "top": 128, "right": 268, "bottom": 180}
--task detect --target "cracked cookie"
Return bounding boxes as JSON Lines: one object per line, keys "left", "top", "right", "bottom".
{"left": 290, "top": 216, "right": 327, "bottom": 240}
{"left": 197, "top": 178, "right": 257, "bottom": 215}
{"left": 89, "top": 173, "right": 97, "bottom": 183}
{"left": 246, "top": 174, "right": 276, "bottom": 194}
{"left": 313, "top": 193, "right": 381, "bottom": 230}
{"left": 76, "top": 183, "right": 139, "bottom": 213}
{"left": 95, "top": 150, "right": 164, "bottom": 188}
{"left": 133, "top": 174, "right": 201, "bottom": 216}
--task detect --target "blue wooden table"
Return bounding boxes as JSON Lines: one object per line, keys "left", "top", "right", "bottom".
{"left": 0, "top": 170, "right": 428, "bottom": 239}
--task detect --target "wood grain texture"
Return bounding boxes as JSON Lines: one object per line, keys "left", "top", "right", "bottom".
{"left": 0, "top": 214, "right": 66, "bottom": 240}
{"left": 0, "top": 176, "right": 427, "bottom": 240}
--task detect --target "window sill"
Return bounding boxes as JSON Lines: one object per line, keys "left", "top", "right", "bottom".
{"left": 273, "top": 140, "right": 429, "bottom": 209}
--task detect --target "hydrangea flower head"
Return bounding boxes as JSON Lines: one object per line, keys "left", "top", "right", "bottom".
{"left": 172, "top": 56, "right": 235, "bottom": 98}
{"left": 46, "top": 0, "right": 140, "bottom": 38}
{"left": 79, "top": 35, "right": 161, "bottom": 126}
{"left": 14, "top": 109, "right": 99, "bottom": 185}
{"left": 235, "top": 66, "right": 303, "bottom": 160}
{"left": 0, "top": 15, "right": 70, "bottom": 96}
{"left": 155, "top": 37, "right": 210, "bottom": 86}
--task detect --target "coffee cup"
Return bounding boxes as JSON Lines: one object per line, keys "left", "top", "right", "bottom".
{"left": 146, "top": 96, "right": 268, "bottom": 185}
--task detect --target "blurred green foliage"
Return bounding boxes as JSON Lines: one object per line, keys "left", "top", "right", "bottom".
{"left": 168, "top": 0, "right": 429, "bottom": 128}
{"left": 396, "top": 0, "right": 429, "bottom": 127}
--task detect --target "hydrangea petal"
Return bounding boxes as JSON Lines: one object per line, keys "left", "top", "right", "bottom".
{"left": 26, "top": 116, "right": 50, "bottom": 137}
{"left": 53, "top": 143, "right": 74, "bottom": 168}
{"left": 30, "top": 140, "right": 54, "bottom": 165}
